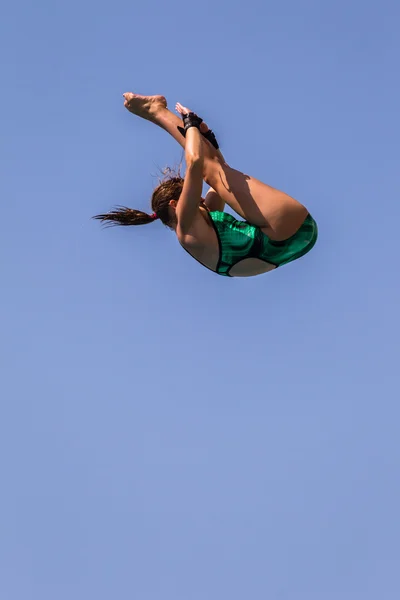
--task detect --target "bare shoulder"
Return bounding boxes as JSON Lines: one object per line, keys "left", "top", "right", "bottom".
{"left": 177, "top": 209, "right": 215, "bottom": 248}
{"left": 177, "top": 230, "right": 202, "bottom": 248}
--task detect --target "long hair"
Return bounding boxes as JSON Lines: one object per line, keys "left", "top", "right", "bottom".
{"left": 93, "top": 168, "right": 184, "bottom": 229}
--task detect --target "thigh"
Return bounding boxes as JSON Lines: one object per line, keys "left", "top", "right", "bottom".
{"left": 204, "top": 161, "right": 308, "bottom": 240}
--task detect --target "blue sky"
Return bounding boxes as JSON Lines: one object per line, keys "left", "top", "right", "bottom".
{"left": 1, "top": 0, "right": 400, "bottom": 598}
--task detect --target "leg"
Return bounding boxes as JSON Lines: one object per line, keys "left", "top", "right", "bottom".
{"left": 123, "top": 93, "right": 220, "bottom": 161}
{"left": 124, "top": 93, "right": 308, "bottom": 240}
{"left": 204, "top": 163, "right": 309, "bottom": 240}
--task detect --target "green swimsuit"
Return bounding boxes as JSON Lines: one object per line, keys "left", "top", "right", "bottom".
{"left": 187, "top": 211, "right": 318, "bottom": 277}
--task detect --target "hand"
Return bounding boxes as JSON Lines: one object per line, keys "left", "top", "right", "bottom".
{"left": 175, "top": 102, "right": 210, "bottom": 134}
{"left": 175, "top": 102, "right": 192, "bottom": 116}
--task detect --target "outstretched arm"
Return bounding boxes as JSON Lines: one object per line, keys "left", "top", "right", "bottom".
{"left": 176, "top": 108, "right": 226, "bottom": 164}
{"left": 176, "top": 104, "right": 226, "bottom": 213}
{"left": 175, "top": 108, "right": 204, "bottom": 238}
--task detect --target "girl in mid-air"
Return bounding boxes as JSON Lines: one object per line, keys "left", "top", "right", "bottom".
{"left": 94, "top": 93, "right": 318, "bottom": 278}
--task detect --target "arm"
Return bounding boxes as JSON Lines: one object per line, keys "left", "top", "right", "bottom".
{"left": 177, "top": 109, "right": 227, "bottom": 163}
{"left": 176, "top": 105, "right": 226, "bottom": 214}
{"left": 203, "top": 187, "right": 226, "bottom": 212}
{"left": 175, "top": 125, "right": 204, "bottom": 238}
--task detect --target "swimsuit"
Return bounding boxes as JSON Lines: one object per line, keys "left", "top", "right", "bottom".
{"left": 185, "top": 211, "right": 318, "bottom": 277}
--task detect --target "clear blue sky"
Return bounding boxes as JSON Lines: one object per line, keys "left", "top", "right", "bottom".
{"left": 1, "top": 0, "right": 400, "bottom": 598}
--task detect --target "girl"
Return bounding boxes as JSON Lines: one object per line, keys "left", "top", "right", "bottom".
{"left": 94, "top": 93, "right": 318, "bottom": 278}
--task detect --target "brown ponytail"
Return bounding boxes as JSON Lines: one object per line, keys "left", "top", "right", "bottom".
{"left": 93, "top": 207, "right": 157, "bottom": 226}
{"left": 94, "top": 168, "right": 184, "bottom": 229}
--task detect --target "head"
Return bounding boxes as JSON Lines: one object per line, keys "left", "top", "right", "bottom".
{"left": 93, "top": 169, "right": 185, "bottom": 230}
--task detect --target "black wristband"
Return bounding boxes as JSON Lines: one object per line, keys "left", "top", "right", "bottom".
{"left": 182, "top": 112, "right": 203, "bottom": 131}
{"left": 177, "top": 112, "right": 220, "bottom": 150}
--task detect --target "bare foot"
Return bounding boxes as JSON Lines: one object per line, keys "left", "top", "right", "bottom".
{"left": 123, "top": 92, "right": 167, "bottom": 120}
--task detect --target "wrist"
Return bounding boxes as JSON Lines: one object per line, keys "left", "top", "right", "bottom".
{"left": 182, "top": 112, "right": 203, "bottom": 131}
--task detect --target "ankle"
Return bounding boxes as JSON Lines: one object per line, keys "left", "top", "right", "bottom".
{"left": 148, "top": 105, "right": 167, "bottom": 121}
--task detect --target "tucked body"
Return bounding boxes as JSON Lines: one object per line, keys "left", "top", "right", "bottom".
{"left": 95, "top": 94, "right": 318, "bottom": 278}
